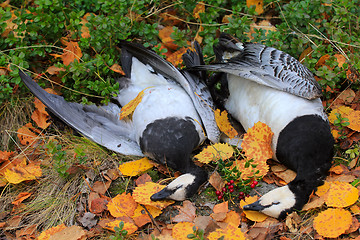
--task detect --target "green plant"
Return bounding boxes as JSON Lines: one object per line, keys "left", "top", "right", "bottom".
{"left": 109, "top": 221, "right": 128, "bottom": 240}
{"left": 333, "top": 113, "right": 350, "bottom": 139}
{"left": 45, "top": 141, "right": 70, "bottom": 178}
{"left": 187, "top": 226, "right": 205, "bottom": 240}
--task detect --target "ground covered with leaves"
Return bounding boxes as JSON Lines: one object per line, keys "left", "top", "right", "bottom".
{"left": 1, "top": 0, "right": 360, "bottom": 239}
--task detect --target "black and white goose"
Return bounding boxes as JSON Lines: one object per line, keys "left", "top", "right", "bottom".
{"left": 19, "top": 41, "right": 219, "bottom": 201}
{"left": 193, "top": 33, "right": 334, "bottom": 219}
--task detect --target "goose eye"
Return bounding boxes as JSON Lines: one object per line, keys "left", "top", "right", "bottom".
{"left": 272, "top": 201, "right": 280, "bottom": 205}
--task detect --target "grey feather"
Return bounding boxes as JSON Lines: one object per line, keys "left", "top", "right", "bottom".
{"left": 19, "top": 70, "right": 143, "bottom": 156}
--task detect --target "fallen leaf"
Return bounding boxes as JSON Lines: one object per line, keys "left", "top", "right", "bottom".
{"left": 78, "top": 212, "right": 97, "bottom": 229}
{"left": 324, "top": 181, "right": 359, "bottom": 207}
{"left": 285, "top": 212, "right": 301, "bottom": 233}
{"left": 158, "top": 26, "right": 178, "bottom": 50}
{"left": 0, "top": 151, "right": 14, "bottom": 162}
{"left": 208, "top": 171, "right": 225, "bottom": 192}
{"left": 246, "top": 0, "right": 264, "bottom": 14}
{"left": 60, "top": 39, "right": 82, "bottom": 66}
{"left": 132, "top": 204, "right": 162, "bottom": 227}
{"left": 208, "top": 223, "right": 246, "bottom": 240}
{"left": 172, "top": 222, "right": 195, "bottom": 240}
{"left": 4, "top": 162, "right": 42, "bottom": 184}
{"left": 104, "top": 220, "right": 138, "bottom": 234}
{"left": 272, "top": 169, "right": 296, "bottom": 184}
{"left": 6, "top": 215, "right": 22, "bottom": 228}
{"left": 173, "top": 200, "right": 197, "bottom": 223}
{"left": 32, "top": 97, "right": 51, "bottom": 129}
{"left": 120, "top": 88, "right": 151, "bottom": 120}
{"left": 17, "top": 123, "right": 40, "bottom": 146}
{"left": 223, "top": 211, "right": 241, "bottom": 226}
{"left": 11, "top": 192, "right": 32, "bottom": 206}
{"left": 92, "top": 180, "right": 111, "bottom": 195}
{"left": 107, "top": 192, "right": 137, "bottom": 218}
{"left": 193, "top": 2, "right": 205, "bottom": 19}
{"left": 328, "top": 105, "right": 353, "bottom": 124}
{"left": 37, "top": 223, "right": 67, "bottom": 240}
{"left": 135, "top": 173, "right": 152, "bottom": 186}
{"left": 118, "top": 157, "right": 154, "bottom": 177}
{"left": 80, "top": 13, "right": 91, "bottom": 39}
{"left": 240, "top": 196, "right": 268, "bottom": 222}
{"left": 232, "top": 158, "right": 269, "bottom": 179}
{"left": 313, "top": 208, "right": 352, "bottom": 238}
{"left": 347, "top": 110, "right": 360, "bottom": 132}
{"left": 344, "top": 216, "right": 360, "bottom": 234}
{"left": 89, "top": 197, "right": 108, "bottom": 214}
{"left": 213, "top": 201, "right": 228, "bottom": 214}
{"left": 110, "top": 63, "right": 125, "bottom": 75}
{"left": 132, "top": 182, "right": 174, "bottom": 209}
{"left": 48, "top": 225, "right": 86, "bottom": 240}
{"left": 214, "top": 109, "right": 238, "bottom": 138}
{"left": 167, "top": 47, "right": 189, "bottom": 67}
{"left": 194, "top": 143, "right": 234, "bottom": 164}
{"left": 299, "top": 47, "right": 313, "bottom": 63}
{"left": 46, "top": 66, "right": 66, "bottom": 75}
{"left": 302, "top": 195, "right": 325, "bottom": 211}
{"left": 15, "top": 224, "right": 37, "bottom": 239}
{"left": 350, "top": 205, "right": 360, "bottom": 215}
{"left": 316, "top": 181, "right": 330, "bottom": 196}
{"left": 334, "top": 53, "right": 346, "bottom": 68}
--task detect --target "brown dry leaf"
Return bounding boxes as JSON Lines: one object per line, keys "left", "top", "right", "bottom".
{"left": 48, "top": 225, "right": 86, "bottom": 240}
{"left": 313, "top": 208, "right": 352, "bottom": 238}
{"left": 11, "top": 192, "right": 32, "bottom": 206}
{"left": 240, "top": 196, "right": 268, "bottom": 222}
{"left": 329, "top": 165, "right": 344, "bottom": 174}
{"left": 223, "top": 211, "right": 241, "bottom": 226}
{"left": 208, "top": 223, "right": 246, "bottom": 240}
{"left": 299, "top": 47, "right": 313, "bottom": 63}
{"left": 273, "top": 169, "right": 296, "bottom": 184}
{"left": 159, "top": 26, "right": 178, "bottom": 51}
{"left": 193, "top": 2, "right": 205, "bottom": 19}
{"left": 17, "top": 123, "right": 40, "bottom": 146}
{"left": 246, "top": 0, "right": 264, "bottom": 14}
{"left": 60, "top": 39, "right": 82, "bottom": 66}
{"left": 302, "top": 195, "right": 325, "bottom": 211}
{"left": 350, "top": 205, "right": 360, "bottom": 215}
{"left": 132, "top": 182, "right": 174, "bottom": 209}
{"left": 15, "top": 224, "right": 37, "bottom": 239}
{"left": 7, "top": 215, "right": 22, "bottom": 227}
{"left": 110, "top": 63, "right": 125, "bottom": 75}
{"left": 213, "top": 201, "right": 228, "bottom": 214}
{"left": 247, "top": 20, "right": 276, "bottom": 41}
{"left": 324, "top": 181, "right": 359, "bottom": 207}
{"left": 214, "top": 109, "right": 238, "bottom": 138}
{"left": 345, "top": 216, "right": 360, "bottom": 234}
{"left": 173, "top": 200, "right": 197, "bottom": 223}
{"left": 120, "top": 88, "right": 151, "bottom": 120}
{"left": 167, "top": 47, "right": 188, "bottom": 67}
{"left": 315, "top": 54, "right": 330, "bottom": 69}
{"left": 242, "top": 121, "right": 273, "bottom": 162}
{"left": 46, "top": 66, "right": 66, "bottom": 75}
{"left": 285, "top": 212, "right": 301, "bottom": 233}
{"left": 337, "top": 88, "right": 356, "bottom": 105}
{"left": 118, "top": 157, "right": 154, "bottom": 177}
{"left": 347, "top": 110, "right": 360, "bottom": 132}
{"left": 334, "top": 53, "right": 346, "bottom": 68}
{"left": 172, "top": 222, "right": 194, "bottom": 240}
{"left": 80, "top": 13, "right": 91, "bottom": 39}
{"left": 92, "top": 180, "right": 111, "bottom": 195}
{"left": 208, "top": 171, "right": 225, "bottom": 192}
{"left": 194, "top": 143, "right": 234, "bottom": 164}
{"left": 89, "top": 197, "right": 108, "bottom": 214}
{"left": 107, "top": 192, "right": 137, "bottom": 218}
{"left": 135, "top": 173, "right": 152, "bottom": 186}
{"left": 4, "top": 162, "right": 42, "bottom": 184}
{"left": 104, "top": 220, "right": 138, "bottom": 234}
{"left": 37, "top": 223, "right": 67, "bottom": 240}
{"left": 32, "top": 97, "right": 51, "bottom": 129}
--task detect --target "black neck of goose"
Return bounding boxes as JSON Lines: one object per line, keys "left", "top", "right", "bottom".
{"left": 183, "top": 160, "right": 208, "bottom": 198}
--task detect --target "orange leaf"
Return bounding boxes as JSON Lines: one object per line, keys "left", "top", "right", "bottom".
{"left": 104, "top": 220, "right": 138, "bottom": 234}
{"left": 120, "top": 88, "right": 151, "bottom": 120}
{"left": 167, "top": 47, "right": 188, "bottom": 67}
{"left": 348, "top": 110, "right": 360, "bottom": 132}
{"left": 223, "top": 211, "right": 241, "bottom": 226}
{"left": 313, "top": 208, "right": 352, "bottom": 238}
{"left": 193, "top": 2, "right": 205, "bottom": 19}
{"left": 232, "top": 158, "right": 269, "bottom": 179}
{"left": 132, "top": 182, "right": 174, "bottom": 209}
{"left": 11, "top": 192, "right": 32, "bottom": 206}
{"left": 214, "top": 109, "right": 238, "bottom": 138}
{"left": 240, "top": 196, "right": 268, "bottom": 222}
{"left": 0, "top": 151, "right": 14, "bottom": 162}
{"left": 45, "top": 225, "right": 86, "bottom": 240}
{"left": 334, "top": 53, "right": 346, "bottom": 68}
{"left": 110, "top": 63, "right": 125, "bottom": 75}
{"left": 158, "top": 26, "right": 178, "bottom": 51}
{"left": 32, "top": 98, "right": 51, "bottom": 129}
{"left": 107, "top": 192, "right": 137, "bottom": 218}
{"left": 17, "top": 123, "right": 39, "bottom": 146}
{"left": 194, "top": 143, "right": 234, "bottom": 164}
{"left": 246, "top": 0, "right": 264, "bottom": 15}
{"left": 208, "top": 223, "right": 246, "bottom": 240}
{"left": 316, "top": 181, "right": 330, "bottom": 197}
{"left": 132, "top": 204, "right": 162, "bottom": 227}
{"left": 172, "top": 222, "right": 194, "bottom": 240}
{"left": 242, "top": 121, "right": 273, "bottom": 162}
{"left": 213, "top": 201, "right": 228, "bottom": 214}
{"left": 324, "top": 181, "right": 359, "bottom": 207}
{"left": 4, "top": 162, "right": 42, "bottom": 184}
{"left": 37, "top": 223, "right": 67, "bottom": 240}
{"left": 46, "top": 66, "right": 66, "bottom": 75}
{"left": 118, "top": 157, "right": 154, "bottom": 177}
{"left": 60, "top": 39, "right": 83, "bottom": 66}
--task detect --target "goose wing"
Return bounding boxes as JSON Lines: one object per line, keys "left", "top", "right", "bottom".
{"left": 19, "top": 70, "right": 144, "bottom": 156}
{"left": 119, "top": 41, "right": 220, "bottom": 143}
{"left": 194, "top": 33, "right": 322, "bottom": 100}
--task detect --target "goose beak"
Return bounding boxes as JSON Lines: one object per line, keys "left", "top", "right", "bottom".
{"left": 150, "top": 187, "right": 175, "bottom": 201}
{"left": 243, "top": 200, "right": 265, "bottom": 211}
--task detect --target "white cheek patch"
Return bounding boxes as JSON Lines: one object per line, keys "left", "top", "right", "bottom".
{"left": 259, "top": 185, "right": 296, "bottom": 218}
{"left": 166, "top": 174, "right": 196, "bottom": 201}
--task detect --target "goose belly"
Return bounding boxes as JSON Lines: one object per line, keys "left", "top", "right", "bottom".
{"left": 224, "top": 74, "right": 326, "bottom": 157}
{"left": 129, "top": 85, "right": 204, "bottom": 144}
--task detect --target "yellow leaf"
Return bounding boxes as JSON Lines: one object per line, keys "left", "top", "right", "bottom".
{"left": 347, "top": 110, "right": 360, "bottom": 132}
{"left": 107, "top": 192, "right": 137, "bottom": 218}
{"left": 246, "top": 0, "right": 264, "bottom": 15}
{"left": 208, "top": 223, "right": 246, "bottom": 240}
{"left": 232, "top": 158, "right": 269, "bottom": 179}
{"left": 316, "top": 181, "right": 330, "bottom": 197}
{"left": 104, "top": 220, "right": 138, "bottom": 234}
{"left": 132, "top": 182, "right": 174, "bottom": 209}
{"left": 194, "top": 143, "right": 234, "bottom": 164}
{"left": 242, "top": 121, "right": 273, "bottom": 162}
{"left": 223, "top": 211, "right": 241, "bottom": 226}
{"left": 313, "top": 208, "right": 352, "bottom": 238}
{"left": 4, "top": 162, "right": 42, "bottom": 184}
{"left": 350, "top": 205, "right": 360, "bottom": 215}
{"left": 132, "top": 204, "right": 162, "bottom": 227}
{"left": 167, "top": 47, "right": 189, "bottom": 67}
{"left": 328, "top": 105, "right": 353, "bottom": 124}
{"left": 193, "top": 2, "right": 205, "bottom": 19}
{"left": 120, "top": 88, "right": 151, "bottom": 120}
{"left": 240, "top": 196, "right": 268, "bottom": 222}
{"left": 172, "top": 222, "right": 194, "bottom": 240}
{"left": 214, "top": 109, "right": 238, "bottom": 138}
{"left": 324, "top": 181, "right": 359, "bottom": 207}
{"left": 37, "top": 223, "right": 67, "bottom": 240}
{"left": 118, "top": 157, "right": 154, "bottom": 177}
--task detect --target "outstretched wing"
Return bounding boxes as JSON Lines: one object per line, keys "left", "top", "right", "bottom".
{"left": 19, "top": 70, "right": 144, "bottom": 156}
{"left": 119, "top": 41, "right": 220, "bottom": 143}
{"left": 193, "top": 33, "right": 322, "bottom": 100}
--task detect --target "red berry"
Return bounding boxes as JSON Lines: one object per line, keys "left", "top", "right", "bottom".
{"left": 218, "top": 195, "right": 223, "bottom": 200}
{"left": 239, "top": 195, "right": 244, "bottom": 200}
{"left": 229, "top": 189, "right": 234, "bottom": 193}
{"left": 227, "top": 182, "right": 231, "bottom": 186}
{"left": 230, "top": 180, "right": 234, "bottom": 184}
{"left": 222, "top": 187, "right": 227, "bottom": 193}
{"left": 216, "top": 191, "right": 221, "bottom": 196}
{"left": 239, "top": 191, "right": 245, "bottom": 196}
{"left": 250, "top": 183, "right": 256, "bottom": 188}
{"left": 246, "top": 194, "right": 250, "bottom": 198}
{"left": 253, "top": 180, "right": 258, "bottom": 185}
{"left": 229, "top": 185, "right": 234, "bottom": 189}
